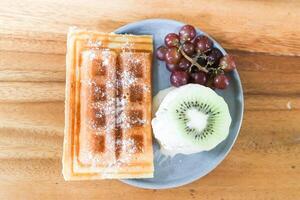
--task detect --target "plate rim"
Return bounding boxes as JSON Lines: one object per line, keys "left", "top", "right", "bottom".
{"left": 114, "top": 18, "right": 244, "bottom": 189}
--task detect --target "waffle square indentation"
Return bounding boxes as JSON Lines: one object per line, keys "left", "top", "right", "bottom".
{"left": 128, "top": 110, "right": 144, "bottom": 127}
{"left": 91, "top": 84, "right": 106, "bottom": 101}
{"left": 130, "top": 134, "right": 144, "bottom": 153}
{"left": 89, "top": 108, "right": 106, "bottom": 128}
{"left": 129, "top": 85, "right": 143, "bottom": 102}
{"left": 91, "top": 58, "right": 106, "bottom": 76}
{"left": 91, "top": 134, "right": 105, "bottom": 153}
{"left": 130, "top": 61, "right": 143, "bottom": 78}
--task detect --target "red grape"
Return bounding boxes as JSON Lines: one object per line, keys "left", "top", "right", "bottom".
{"left": 179, "top": 25, "right": 196, "bottom": 42}
{"left": 191, "top": 71, "right": 207, "bottom": 85}
{"left": 219, "top": 55, "right": 236, "bottom": 72}
{"left": 182, "top": 41, "right": 195, "bottom": 56}
{"left": 207, "top": 48, "right": 223, "bottom": 66}
{"left": 165, "top": 47, "right": 182, "bottom": 64}
{"left": 170, "top": 71, "right": 189, "bottom": 87}
{"left": 213, "top": 74, "right": 229, "bottom": 89}
{"left": 194, "top": 35, "right": 213, "bottom": 53}
{"left": 178, "top": 57, "right": 191, "bottom": 71}
{"left": 156, "top": 45, "right": 167, "bottom": 60}
{"left": 166, "top": 63, "right": 180, "bottom": 72}
{"left": 164, "top": 33, "right": 180, "bottom": 47}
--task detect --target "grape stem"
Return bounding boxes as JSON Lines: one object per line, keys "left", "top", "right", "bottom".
{"left": 180, "top": 49, "right": 208, "bottom": 73}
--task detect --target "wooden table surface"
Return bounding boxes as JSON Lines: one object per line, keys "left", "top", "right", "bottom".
{"left": 0, "top": 0, "right": 300, "bottom": 199}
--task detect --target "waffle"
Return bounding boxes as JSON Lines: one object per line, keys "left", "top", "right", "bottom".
{"left": 63, "top": 28, "right": 154, "bottom": 180}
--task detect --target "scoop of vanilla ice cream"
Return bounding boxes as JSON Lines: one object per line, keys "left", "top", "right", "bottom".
{"left": 152, "top": 86, "right": 204, "bottom": 156}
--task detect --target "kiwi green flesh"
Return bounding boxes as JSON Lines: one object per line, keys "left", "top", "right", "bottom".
{"left": 167, "top": 87, "right": 231, "bottom": 150}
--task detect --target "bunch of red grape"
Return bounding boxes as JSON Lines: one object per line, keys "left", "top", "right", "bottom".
{"left": 156, "top": 24, "right": 236, "bottom": 89}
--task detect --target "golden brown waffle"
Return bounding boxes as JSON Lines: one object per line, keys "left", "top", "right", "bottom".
{"left": 63, "top": 28, "right": 154, "bottom": 180}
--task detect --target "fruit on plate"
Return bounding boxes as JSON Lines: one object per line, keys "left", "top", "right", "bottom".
{"left": 213, "top": 74, "right": 230, "bottom": 89}
{"left": 156, "top": 24, "right": 236, "bottom": 90}
{"left": 165, "top": 47, "right": 182, "bottom": 64}
{"left": 219, "top": 55, "right": 236, "bottom": 72}
{"left": 194, "top": 35, "right": 213, "bottom": 53}
{"left": 152, "top": 84, "right": 231, "bottom": 156}
{"left": 165, "top": 33, "right": 180, "bottom": 47}
{"left": 190, "top": 71, "right": 207, "bottom": 85}
{"left": 156, "top": 45, "right": 168, "bottom": 61}
{"left": 179, "top": 25, "right": 196, "bottom": 42}
{"left": 170, "top": 71, "right": 189, "bottom": 87}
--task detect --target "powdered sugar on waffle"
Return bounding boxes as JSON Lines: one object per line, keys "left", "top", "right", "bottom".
{"left": 81, "top": 40, "right": 150, "bottom": 167}
{"left": 87, "top": 39, "right": 102, "bottom": 48}
{"left": 119, "top": 70, "right": 137, "bottom": 88}
{"left": 88, "top": 138, "right": 141, "bottom": 169}
{"left": 121, "top": 35, "right": 134, "bottom": 50}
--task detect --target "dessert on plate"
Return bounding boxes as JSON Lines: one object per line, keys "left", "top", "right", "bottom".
{"left": 63, "top": 23, "right": 237, "bottom": 183}
{"left": 63, "top": 28, "right": 154, "bottom": 180}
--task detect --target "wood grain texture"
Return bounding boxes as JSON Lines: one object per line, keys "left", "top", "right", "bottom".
{"left": 0, "top": 0, "right": 300, "bottom": 56}
{"left": 0, "top": 0, "right": 300, "bottom": 199}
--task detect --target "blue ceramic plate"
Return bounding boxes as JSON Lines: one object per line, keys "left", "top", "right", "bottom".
{"left": 114, "top": 19, "right": 244, "bottom": 189}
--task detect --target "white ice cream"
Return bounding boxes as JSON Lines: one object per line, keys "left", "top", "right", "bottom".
{"left": 152, "top": 86, "right": 206, "bottom": 156}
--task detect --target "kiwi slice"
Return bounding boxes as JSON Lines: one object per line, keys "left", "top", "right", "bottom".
{"left": 152, "top": 84, "right": 231, "bottom": 154}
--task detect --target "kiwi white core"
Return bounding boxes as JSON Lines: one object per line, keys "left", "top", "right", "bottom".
{"left": 186, "top": 109, "right": 208, "bottom": 133}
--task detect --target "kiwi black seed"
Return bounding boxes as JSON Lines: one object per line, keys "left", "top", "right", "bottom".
{"left": 175, "top": 100, "right": 220, "bottom": 140}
